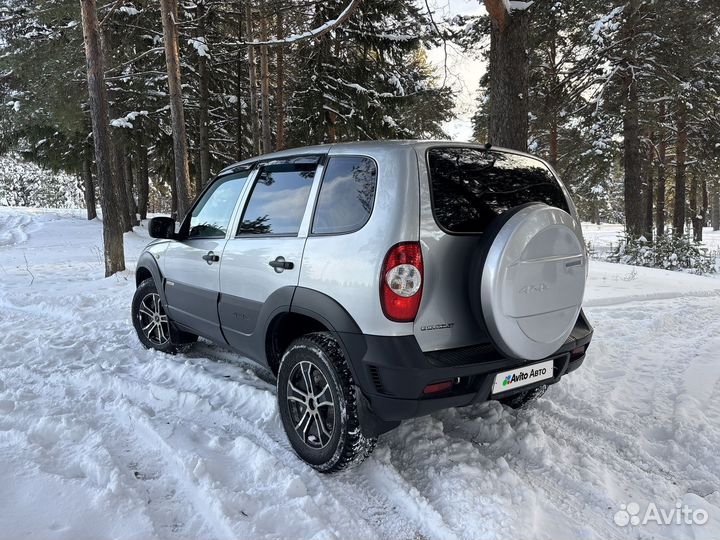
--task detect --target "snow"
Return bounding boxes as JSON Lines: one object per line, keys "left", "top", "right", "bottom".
{"left": 110, "top": 111, "right": 149, "bottom": 130}
{"left": 189, "top": 37, "right": 209, "bottom": 58}
{"left": 119, "top": 5, "right": 141, "bottom": 16}
{"left": 507, "top": 0, "right": 533, "bottom": 11}
{"left": 582, "top": 221, "right": 720, "bottom": 260}
{"left": 245, "top": 0, "right": 359, "bottom": 46}
{"left": 1, "top": 207, "right": 720, "bottom": 539}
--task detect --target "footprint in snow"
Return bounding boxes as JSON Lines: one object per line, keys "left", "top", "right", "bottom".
{"left": 0, "top": 400, "right": 16, "bottom": 414}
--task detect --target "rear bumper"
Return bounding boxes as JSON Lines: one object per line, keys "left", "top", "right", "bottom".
{"left": 339, "top": 310, "right": 593, "bottom": 432}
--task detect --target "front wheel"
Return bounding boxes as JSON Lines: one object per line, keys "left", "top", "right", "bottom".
{"left": 132, "top": 278, "right": 196, "bottom": 354}
{"left": 277, "top": 333, "right": 376, "bottom": 472}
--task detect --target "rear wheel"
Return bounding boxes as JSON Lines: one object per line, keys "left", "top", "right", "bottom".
{"left": 132, "top": 278, "right": 196, "bottom": 354}
{"left": 277, "top": 332, "right": 376, "bottom": 472}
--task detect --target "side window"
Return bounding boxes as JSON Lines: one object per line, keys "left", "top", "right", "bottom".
{"left": 237, "top": 163, "right": 316, "bottom": 236}
{"left": 312, "top": 156, "right": 377, "bottom": 235}
{"left": 188, "top": 172, "right": 249, "bottom": 238}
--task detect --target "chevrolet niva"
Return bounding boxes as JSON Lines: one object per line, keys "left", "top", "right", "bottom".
{"left": 132, "top": 141, "right": 593, "bottom": 472}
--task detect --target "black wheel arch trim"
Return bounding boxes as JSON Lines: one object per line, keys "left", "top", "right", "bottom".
{"left": 136, "top": 251, "right": 169, "bottom": 307}
{"left": 288, "top": 288, "right": 370, "bottom": 400}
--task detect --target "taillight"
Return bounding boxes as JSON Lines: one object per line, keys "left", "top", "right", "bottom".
{"left": 380, "top": 242, "right": 424, "bottom": 322}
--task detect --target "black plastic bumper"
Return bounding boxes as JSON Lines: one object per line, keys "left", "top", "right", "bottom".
{"left": 339, "top": 311, "right": 593, "bottom": 436}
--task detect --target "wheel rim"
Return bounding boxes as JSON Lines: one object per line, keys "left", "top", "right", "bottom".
{"left": 138, "top": 293, "right": 170, "bottom": 346}
{"left": 286, "top": 360, "right": 336, "bottom": 449}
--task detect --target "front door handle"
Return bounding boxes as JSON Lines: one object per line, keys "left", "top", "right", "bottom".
{"left": 269, "top": 256, "right": 294, "bottom": 273}
{"left": 202, "top": 251, "right": 220, "bottom": 264}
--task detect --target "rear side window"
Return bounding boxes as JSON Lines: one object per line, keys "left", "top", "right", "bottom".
{"left": 312, "top": 156, "right": 377, "bottom": 235}
{"left": 427, "top": 147, "right": 569, "bottom": 234}
{"left": 237, "top": 162, "right": 316, "bottom": 236}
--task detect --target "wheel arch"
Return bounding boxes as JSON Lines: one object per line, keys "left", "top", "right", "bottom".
{"left": 135, "top": 251, "right": 168, "bottom": 306}
{"left": 264, "top": 287, "right": 366, "bottom": 378}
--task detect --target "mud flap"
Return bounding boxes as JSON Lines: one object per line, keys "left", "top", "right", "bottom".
{"left": 355, "top": 387, "right": 400, "bottom": 438}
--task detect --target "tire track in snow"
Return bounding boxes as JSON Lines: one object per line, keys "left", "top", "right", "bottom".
{"left": 0, "top": 298, "right": 422, "bottom": 540}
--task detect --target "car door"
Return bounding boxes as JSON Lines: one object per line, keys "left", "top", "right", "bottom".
{"left": 219, "top": 156, "right": 323, "bottom": 354}
{"left": 162, "top": 170, "right": 251, "bottom": 342}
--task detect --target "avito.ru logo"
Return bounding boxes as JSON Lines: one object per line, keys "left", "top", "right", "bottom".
{"left": 614, "top": 501, "right": 708, "bottom": 527}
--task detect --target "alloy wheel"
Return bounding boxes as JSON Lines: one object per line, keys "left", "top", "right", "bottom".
{"left": 286, "top": 360, "right": 336, "bottom": 449}
{"left": 138, "top": 293, "right": 170, "bottom": 346}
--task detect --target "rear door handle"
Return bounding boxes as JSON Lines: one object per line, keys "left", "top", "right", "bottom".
{"left": 202, "top": 251, "right": 220, "bottom": 264}
{"left": 269, "top": 256, "right": 294, "bottom": 272}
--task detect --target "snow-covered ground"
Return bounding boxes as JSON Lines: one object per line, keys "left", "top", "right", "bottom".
{"left": 1, "top": 207, "right": 719, "bottom": 540}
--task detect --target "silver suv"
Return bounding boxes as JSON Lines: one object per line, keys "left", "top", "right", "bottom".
{"left": 132, "top": 141, "right": 593, "bottom": 472}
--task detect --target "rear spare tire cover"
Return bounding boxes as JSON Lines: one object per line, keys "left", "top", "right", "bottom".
{"left": 474, "top": 203, "right": 587, "bottom": 360}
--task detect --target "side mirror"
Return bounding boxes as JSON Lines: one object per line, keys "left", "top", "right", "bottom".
{"left": 148, "top": 216, "right": 176, "bottom": 239}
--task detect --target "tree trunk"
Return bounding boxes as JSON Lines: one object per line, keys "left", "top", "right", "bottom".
{"left": 656, "top": 103, "right": 666, "bottom": 236}
{"left": 711, "top": 178, "right": 719, "bottom": 231}
{"left": 702, "top": 178, "right": 708, "bottom": 228}
{"left": 690, "top": 172, "right": 702, "bottom": 242}
{"left": 484, "top": 0, "right": 529, "bottom": 151}
{"left": 621, "top": 73, "right": 642, "bottom": 237}
{"left": 235, "top": 3, "right": 244, "bottom": 160}
{"left": 620, "top": 0, "right": 643, "bottom": 238}
{"left": 137, "top": 127, "right": 149, "bottom": 221}
{"left": 259, "top": 14, "right": 272, "bottom": 154}
{"left": 197, "top": 2, "right": 211, "bottom": 189}
{"left": 110, "top": 133, "right": 133, "bottom": 231}
{"left": 123, "top": 153, "right": 138, "bottom": 226}
{"left": 82, "top": 148, "right": 97, "bottom": 220}
{"left": 98, "top": 15, "right": 132, "bottom": 233}
{"left": 245, "top": 3, "right": 261, "bottom": 156}
{"left": 79, "top": 0, "right": 125, "bottom": 276}
{"left": 673, "top": 100, "right": 688, "bottom": 236}
{"left": 160, "top": 0, "right": 193, "bottom": 219}
{"left": 169, "top": 168, "right": 178, "bottom": 219}
{"left": 547, "top": 36, "right": 559, "bottom": 169}
{"left": 643, "top": 137, "right": 655, "bottom": 241}
{"left": 276, "top": 10, "right": 285, "bottom": 151}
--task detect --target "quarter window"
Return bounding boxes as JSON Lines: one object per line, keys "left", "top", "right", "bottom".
{"left": 237, "top": 163, "right": 317, "bottom": 236}
{"left": 188, "top": 172, "right": 249, "bottom": 238}
{"left": 312, "top": 157, "right": 377, "bottom": 235}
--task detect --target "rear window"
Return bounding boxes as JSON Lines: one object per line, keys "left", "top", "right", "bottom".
{"left": 427, "top": 147, "right": 569, "bottom": 234}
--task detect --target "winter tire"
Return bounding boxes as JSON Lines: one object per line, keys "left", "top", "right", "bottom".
{"left": 277, "top": 332, "right": 376, "bottom": 473}
{"left": 132, "top": 278, "right": 197, "bottom": 354}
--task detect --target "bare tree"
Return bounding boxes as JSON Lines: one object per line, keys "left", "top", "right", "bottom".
{"left": 160, "top": 0, "right": 193, "bottom": 218}
{"left": 79, "top": 0, "right": 125, "bottom": 276}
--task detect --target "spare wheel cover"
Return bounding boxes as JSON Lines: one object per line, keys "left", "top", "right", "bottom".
{"left": 479, "top": 203, "right": 586, "bottom": 360}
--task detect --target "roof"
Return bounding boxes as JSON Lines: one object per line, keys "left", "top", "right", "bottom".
{"left": 217, "top": 140, "right": 530, "bottom": 176}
